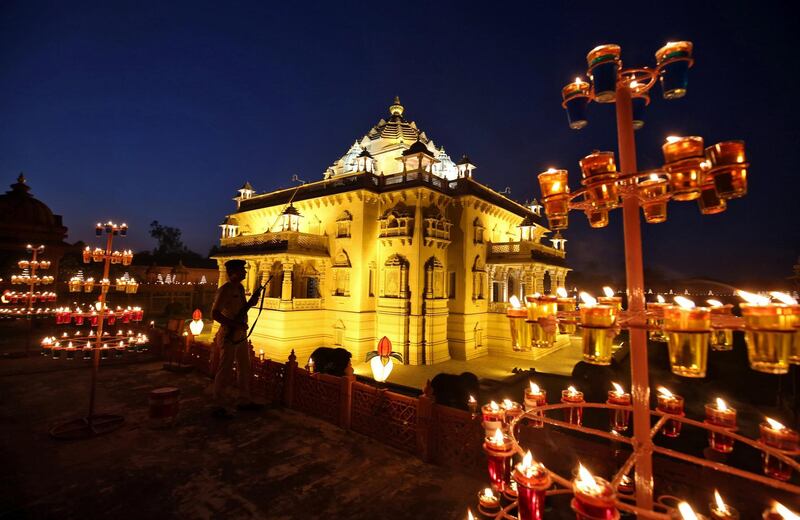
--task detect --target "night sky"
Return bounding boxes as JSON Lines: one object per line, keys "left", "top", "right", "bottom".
{"left": 1, "top": 1, "right": 797, "bottom": 287}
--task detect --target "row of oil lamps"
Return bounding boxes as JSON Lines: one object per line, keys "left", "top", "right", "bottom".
{"left": 53, "top": 305, "right": 144, "bottom": 324}
{"left": 537, "top": 138, "right": 747, "bottom": 231}
{"left": 81, "top": 247, "right": 134, "bottom": 265}
{"left": 68, "top": 276, "right": 140, "bottom": 293}
{"left": 0, "top": 307, "right": 55, "bottom": 316}
{"left": 465, "top": 388, "right": 798, "bottom": 519}
{"left": 17, "top": 259, "right": 51, "bottom": 270}
{"left": 9, "top": 273, "right": 55, "bottom": 285}
{"left": 95, "top": 221, "right": 128, "bottom": 236}
{"left": 560, "top": 41, "right": 695, "bottom": 131}
{"left": 40, "top": 331, "right": 149, "bottom": 359}
{"left": 1, "top": 290, "right": 57, "bottom": 303}
{"left": 507, "top": 288, "right": 799, "bottom": 377}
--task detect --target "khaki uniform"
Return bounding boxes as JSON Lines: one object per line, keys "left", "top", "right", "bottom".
{"left": 212, "top": 281, "right": 251, "bottom": 403}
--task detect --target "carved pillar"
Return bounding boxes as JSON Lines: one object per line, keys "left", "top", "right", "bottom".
{"left": 533, "top": 265, "right": 545, "bottom": 294}
{"left": 317, "top": 260, "right": 327, "bottom": 301}
{"left": 549, "top": 269, "right": 558, "bottom": 294}
{"left": 281, "top": 261, "right": 294, "bottom": 301}
{"left": 217, "top": 260, "right": 228, "bottom": 287}
{"left": 400, "top": 264, "right": 409, "bottom": 299}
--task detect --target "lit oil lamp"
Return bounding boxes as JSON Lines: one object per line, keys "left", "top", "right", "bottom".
{"left": 662, "top": 136, "right": 704, "bottom": 201}
{"left": 571, "top": 464, "right": 619, "bottom": 520}
{"left": 524, "top": 382, "right": 547, "bottom": 428}
{"left": 483, "top": 428, "right": 514, "bottom": 492}
{"left": 630, "top": 80, "right": 650, "bottom": 130}
{"left": 697, "top": 161, "right": 727, "bottom": 215}
{"left": 582, "top": 164, "right": 619, "bottom": 210}
{"left": 705, "top": 140, "right": 748, "bottom": 199}
{"left": 707, "top": 299, "right": 734, "bottom": 351}
{"left": 502, "top": 398, "right": 523, "bottom": 428}
{"left": 507, "top": 295, "right": 530, "bottom": 351}
{"left": 655, "top": 41, "right": 693, "bottom": 100}
{"left": 579, "top": 292, "right": 617, "bottom": 365}
{"left": 468, "top": 395, "right": 478, "bottom": 417}
{"left": 647, "top": 294, "right": 668, "bottom": 342}
{"left": 769, "top": 291, "right": 800, "bottom": 365}
{"left": 678, "top": 501, "right": 707, "bottom": 520}
{"left": 617, "top": 473, "right": 633, "bottom": 496}
{"left": 556, "top": 287, "right": 578, "bottom": 335}
{"left": 637, "top": 173, "right": 669, "bottom": 224}
{"left": 762, "top": 502, "right": 800, "bottom": 520}
{"left": 586, "top": 44, "right": 621, "bottom": 103}
{"left": 585, "top": 206, "right": 609, "bottom": 228}
{"left": 705, "top": 398, "right": 737, "bottom": 453}
{"left": 537, "top": 168, "right": 570, "bottom": 230}
{"left": 663, "top": 296, "right": 711, "bottom": 377}
{"left": 562, "top": 77, "right": 592, "bottom": 130}
{"left": 607, "top": 382, "right": 631, "bottom": 432}
{"left": 598, "top": 286, "right": 623, "bottom": 311}
{"left": 513, "top": 451, "right": 551, "bottom": 520}
{"left": 482, "top": 400, "right": 505, "bottom": 437}
{"left": 758, "top": 417, "right": 799, "bottom": 481}
{"left": 656, "top": 386, "right": 685, "bottom": 438}
{"left": 477, "top": 487, "right": 500, "bottom": 516}
{"left": 503, "top": 479, "right": 518, "bottom": 501}
{"left": 561, "top": 385, "right": 585, "bottom": 426}
{"left": 709, "top": 490, "right": 739, "bottom": 520}
{"left": 579, "top": 151, "right": 616, "bottom": 180}
{"left": 738, "top": 290, "right": 795, "bottom": 374}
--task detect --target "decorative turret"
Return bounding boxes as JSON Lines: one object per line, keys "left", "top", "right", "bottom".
{"left": 550, "top": 231, "right": 567, "bottom": 251}
{"left": 456, "top": 155, "right": 476, "bottom": 178}
{"left": 357, "top": 147, "right": 375, "bottom": 173}
{"left": 389, "top": 96, "right": 404, "bottom": 118}
{"left": 280, "top": 204, "right": 302, "bottom": 232}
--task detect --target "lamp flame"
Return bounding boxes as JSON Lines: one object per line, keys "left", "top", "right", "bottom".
{"left": 737, "top": 290, "right": 770, "bottom": 305}
{"left": 715, "top": 398, "right": 728, "bottom": 412}
{"left": 674, "top": 296, "right": 696, "bottom": 309}
{"left": 567, "top": 385, "right": 578, "bottom": 396}
{"left": 770, "top": 291, "right": 798, "bottom": 305}
{"left": 657, "top": 386, "right": 673, "bottom": 398}
{"left": 612, "top": 382, "right": 625, "bottom": 395}
{"left": 766, "top": 417, "right": 785, "bottom": 430}
{"left": 575, "top": 77, "right": 582, "bottom": 85}
{"left": 657, "top": 294, "right": 666, "bottom": 303}
{"left": 649, "top": 173, "right": 660, "bottom": 182}
{"left": 678, "top": 502, "right": 699, "bottom": 520}
{"left": 489, "top": 400, "right": 499, "bottom": 412}
{"left": 468, "top": 395, "right": 476, "bottom": 403}
{"left": 666, "top": 136, "right": 681, "bottom": 143}
{"left": 522, "top": 450, "right": 533, "bottom": 469}
{"left": 467, "top": 508, "right": 475, "bottom": 520}
{"left": 707, "top": 299, "right": 723, "bottom": 307}
{"left": 546, "top": 168, "right": 557, "bottom": 173}
{"left": 509, "top": 295, "right": 522, "bottom": 309}
{"left": 551, "top": 181, "right": 561, "bottom": 192}
{"left": 576, "top": 464, "right": 600, "bottom": 493}
{"left": 713, "top": 490, "right": 729, "bottom": 514}
{"left": 502, "top": 399, "right": 514, "bottom": 409}
{"left": 773, "top": 502, "right": 800, "bottom": 520}
{"left": 603, "top": 286, "right": 615, "bottom": 298}
{"left": 482, "top": 488, "right": 494, "bottom": 499}
{"left": 491, "top": 428, "right": 505, "bottom": 446}
{"left": 529, "top": 381, "right": 540, "bottom": 394}
{"left": 556, "top": 287, "right": 568, "bottom": 298}
{"left": 580, "top": 292, "right": 597, "bottom": 307}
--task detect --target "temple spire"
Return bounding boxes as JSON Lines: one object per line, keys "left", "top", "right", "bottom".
{"left": 389, "top": 96, "right": 404, "bottom": 118}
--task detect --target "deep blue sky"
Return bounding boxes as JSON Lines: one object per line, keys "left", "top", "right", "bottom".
{"left": 1, "top": 1, "right": 797, "bottom": 286}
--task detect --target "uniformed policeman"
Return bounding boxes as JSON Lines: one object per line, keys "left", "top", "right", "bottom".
{"left": 210, "top": 259, "right": 263, "bottom": 417}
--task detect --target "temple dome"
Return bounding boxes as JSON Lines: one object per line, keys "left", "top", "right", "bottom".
{"left": 0, "top": 174, "right": 63, "bottom": 229}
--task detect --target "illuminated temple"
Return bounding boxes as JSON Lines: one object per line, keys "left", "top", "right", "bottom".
{"left": 213, "top": 98, "right": 569, "bottom": 365}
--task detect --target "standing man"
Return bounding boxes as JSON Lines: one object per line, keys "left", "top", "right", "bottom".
{"left": 210, "top": 259, "right": 264, "bottom": 418}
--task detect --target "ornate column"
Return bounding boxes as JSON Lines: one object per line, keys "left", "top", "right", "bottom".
{"left": 533, "top": 265, "right": 545, "bottom": 294}
{"left": 549, "top": 269, "right": 559, "bottom": 294}
{"left": 281, "top": 260, "right": 294, "bottom": 301}
{"left": 217, "top": 260, "right": 228, "bottom": 287}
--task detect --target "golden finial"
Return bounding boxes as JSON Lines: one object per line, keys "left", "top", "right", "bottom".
{"left": 389, "top": 96, "right": 404, "bottom": 117}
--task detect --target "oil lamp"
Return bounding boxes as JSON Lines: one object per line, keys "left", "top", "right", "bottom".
{"left": 477, "top": 487, "right": 500, "bottom": 516}
{"left": 705, "top": 398, "right": 737, "bottom": 453}
{"left": 738, "top": 290, "right": 795, "bottom": 374}
{"left": 656, "top": 386, "right": 685, "bottom": 438}
{"left": 502, "top": 398, "right": 523, "bottom": 429}
{"left": 483, "top": 428, "right": 514, "bottom": 492}
{"left": 637, "top": 173, "right": 669, "bottom": 223}
{"left": 585, "top": 206, "right": 609, "bottom": 228}
{"left": 579, "top": 151, "right": 616, "bottom": 179}
{"left": 189, "top": 309, "right": 204, "bottom": 336}
{"left": 607, "top": 382, "right": 631, "bottom": 432}
{"left": 579, "top": 292, "right": 617, "bottom": 365}
{"left": 513, "top": 451, "right": 551, "bottom": 520}
{"left": 562, "top": 77, "right": 592, "bottom": 130}
{"left": 530, "top": 294, "right": 558, "bottom": 348}
{"left": 705, "top": 140, "right": 748, "bottom": 199}
{"left": 709, "top": 490, "right": 739, "bottom": 520}
{"left": 697, "top": 160, "right": 727, "bottom": 215}
{"left": 631, "top": 81, "right": 650, "bottom": 129}
{"left": 482, "top": 400, "right": 505, "bottom": 437}
{"left": 598, "top": 286, "right": 623, "bottom": 311}
{"left": 580, "top": 152, "right": 619, "bottom": 210}
{"left": 707, "top": 299, "right": 734, "bottom": 351}
{"left": 537, "top": 168, "right": 570, "bottom": 230}
{"left": 468, "top": 395, "right": 478, "bottom": 417}
{"left": 678, "top": 501, "right": 706, "bottom": 520}
{"left": 524, "top": 382, "right": 547, "bottom": 428}
{"left": 647, "top": 294, "right": 668, "bottom": 342}
{"left": 507, "top": 295, "right": 530, "bottom": 351}
{"left": 561, "top": 385, "right": 584, "bottom": 425}
{"left": 769, "top": 291, "right": 800, "bottom": 365}
{"left": 663, "top": 296, "right": 711, "bottom": 377}
{"left": 655, "top": 41, "right": 693, "bottom": 99}
{"left": 586, "top": 44, "right": 621, "bottom": 103}
{"left": 662, "top": 136, "right": 704, "bottom": 201}
{"left": 556, "top": 287, "right": 577, "bottom": 334}
{"left": 758, "top": 417, "right": 799, "bottom": 481}
{"left": 571, "top": 464, "right": 619, "bottom": 520}
{"left": 763, "top": 502, "right": 800, "bottom": 520}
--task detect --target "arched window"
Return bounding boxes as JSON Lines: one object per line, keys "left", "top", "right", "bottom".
{"left": 424, "top": 257, "right": 445, "bottom": 299}
{"left": 336, "top": 211, "right": 353, "bottom": 238}
{"left": 383, "top": 254, "right": 409, "bottom": 298}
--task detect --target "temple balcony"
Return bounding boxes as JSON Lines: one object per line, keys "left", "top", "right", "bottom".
{"left": 486, "top": 240, "right": 566, "bottom": 265}
{"left": 218, "top": 231, "right": 328, "bottom": 258}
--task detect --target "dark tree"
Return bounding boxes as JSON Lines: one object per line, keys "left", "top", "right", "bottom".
{"left": 149, "top": 220, "right": 187, "bottom": 256}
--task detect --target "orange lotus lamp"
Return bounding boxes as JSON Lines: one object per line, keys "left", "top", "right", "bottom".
{"left": 366, "top": 336, "right": 403, "bottom": 383}
{"left": 189, "top": 308, "right": 204, "bottom": 336}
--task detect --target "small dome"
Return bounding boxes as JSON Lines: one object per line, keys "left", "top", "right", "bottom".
{"left": 281, "top": 204, "right": 301, "bottom": 217}
{"left": 403, "top": 139, "right": 434, "bottom": 157}
{"left": 0, "top": 174, "right": 68, "bottom": 245}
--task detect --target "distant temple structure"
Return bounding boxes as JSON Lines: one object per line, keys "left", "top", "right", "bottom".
{"left": 0, "top": 174, "right": 70, "bottom": 280}
{"left": 213, "top": 98, "right": 569, "bottom": 364}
